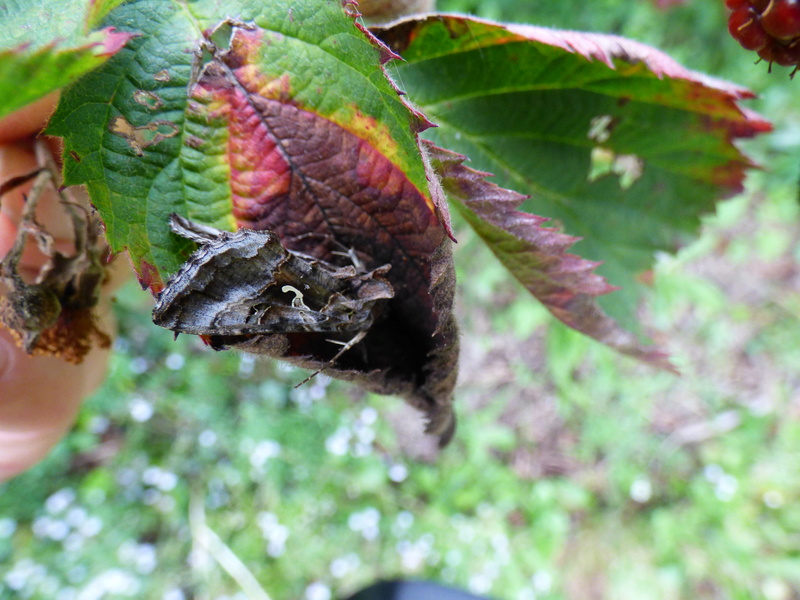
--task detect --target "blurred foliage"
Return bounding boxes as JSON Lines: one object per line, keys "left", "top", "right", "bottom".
{"left": 2, "top": 1, "right": 800, "bottom": 600}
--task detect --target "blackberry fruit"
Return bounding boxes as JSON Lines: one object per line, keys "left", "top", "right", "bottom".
{"left": 725, "top": 0, "right": 800, "bottom": 75}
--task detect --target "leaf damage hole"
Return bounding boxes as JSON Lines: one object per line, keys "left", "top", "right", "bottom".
{"left": 109, "top": 116, "right": 179, "bottom": 155}
{"left": 589, "top": 147, "right": 644, "bottom": 189}
{"left": 588, "top": 114, "right": 617, "bottom": 143}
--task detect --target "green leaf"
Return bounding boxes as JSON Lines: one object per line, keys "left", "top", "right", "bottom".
{"left": 429, "top": 142, "right": 674, "bottom": 371}
{"left": 0, "top": 0, "right": 90, "bottom": 50}
{"left": 86, "top": 0, "right": 133, "bottom": 29}
{"left": 0, "top": 0, "right": 135, "bottom": 120}
{"left": 377, "top": 16, "right": 771, "bottom": 335}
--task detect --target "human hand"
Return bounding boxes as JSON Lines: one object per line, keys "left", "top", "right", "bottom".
{"left": 0, "top": 94, "right": 123, "bottom": 481}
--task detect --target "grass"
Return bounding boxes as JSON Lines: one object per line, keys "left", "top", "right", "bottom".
{"left": 3, "top": 1, "right": 800, "bottom": 599}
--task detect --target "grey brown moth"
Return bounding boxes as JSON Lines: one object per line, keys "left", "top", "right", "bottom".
{"left": 153, "top": 213, "right": 394, "bottom": 357}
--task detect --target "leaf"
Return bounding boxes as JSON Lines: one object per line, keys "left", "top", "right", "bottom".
{"left": 0, "top": 0, "right": 134, "bottom": 120}
{"left": 48, "top": 0, "right": 458, "bottom": 442}
{"left": 429, "top": 142, "right": 675, "bottom": 371}
{"left": 86, "top": 0, "right": 132, "bottom": 29}
{"left": 376, "top": 15, "right": 771, "bottom": 337}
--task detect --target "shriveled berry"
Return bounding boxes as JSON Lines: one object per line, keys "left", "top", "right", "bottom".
{"left": 761, "top": 0, "right": 800, "bottom": 40}
{"left": 728, "top": 7, "right": 770, "bottom": 50}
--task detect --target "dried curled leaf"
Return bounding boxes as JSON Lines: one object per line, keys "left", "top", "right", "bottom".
{"left": 0, "top": 145, "right": 111, "bottom": 363}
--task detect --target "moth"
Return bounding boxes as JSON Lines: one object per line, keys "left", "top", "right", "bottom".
{"left": 153, "top": 214, "right": 394, "bottom": 371}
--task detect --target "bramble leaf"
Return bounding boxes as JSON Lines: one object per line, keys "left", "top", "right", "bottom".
{"left": 429, "top": 142, "right": 674, "bottom": 371}
{"left": 0, "top": 0, "right": 134, "bottom": 119}
{"left": 377, "top": 15, "right": 771, "bottom": 339}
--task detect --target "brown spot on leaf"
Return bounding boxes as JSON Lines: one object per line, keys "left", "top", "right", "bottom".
{"left": 133, "top": 90, "right": 164, "bottom": 110}
{"left": 184, "top": 135, "right": 204, "bottom": 149}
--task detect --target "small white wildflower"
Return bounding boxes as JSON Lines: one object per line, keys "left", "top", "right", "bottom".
{"left": 305, "top": 582, "right": 331, "bottom": 600}
{"left": 388, "top": 464, "right": 408, "bottom": 483}
{"left": 469, "top": 573, "right": 493, "bottom": 595}
{"left": 198, "top": 430, "right": 217, "bottom": 447}
{"left": 703, "top": 463, "right": 724, "bottom": 483}
{"left": 249, "top": 440, "right": 282, "bottom": 469}
{"left": 0, "top": 518, "right": 16, "bottom": 538}
{"left": 80, "top": 516, "right": 103, "bottom": 538}
{"left": 66, "top": 507, "right": 88, "bottom": 528}
{"left": 630, "top": 477, "right": 653, "bottom": 503}
{"left": 763, "top": 490, "right": 784, "bottom": 509}
{"left": 63, "top": 532, "right": 85, "bottom": 553}
{"left": 532, "top": 571, "right": 553, "bottom": 593}
{"left": 165, "top": 353, "right": 185, "bottom": 370}
{"left": 89, "top": 416, "right": 110, "bottom": 434}
{"left": 133, "top": 544, "right": 157, "bottom": 574}
{"left": 46, "top": 488, "right": 76, "bottom": 514}
{"left": 142, "top": 488, "right": 162, "bottom": 505}
{"left": 715, "top": 474, "right": 738, "bottom": 502}
{"left": 130, "top": 357, "right": 149, "bottom": 374}
{"left": 46, "top": 519, "right": 70, "bottom": 541}
{"left": 325, "top": 427, "right": 351, "bottom": 456}
{"left": 163, "top": 588, "right": 186, "bottom": 600}
{"left": 129, "top": 397, "right": 154, "bottom": 422}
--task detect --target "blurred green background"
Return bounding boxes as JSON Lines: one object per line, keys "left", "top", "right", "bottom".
{"left": 2, "top": 1, "right": 800, "bottom": 599}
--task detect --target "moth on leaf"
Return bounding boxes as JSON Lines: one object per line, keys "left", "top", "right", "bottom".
{"left": 154, "top": 214, "right": 458, "bottom": 445}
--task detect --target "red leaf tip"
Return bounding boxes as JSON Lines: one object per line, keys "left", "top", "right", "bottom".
{"left": 94, "top": 27, "right": 137, "bottom": 57}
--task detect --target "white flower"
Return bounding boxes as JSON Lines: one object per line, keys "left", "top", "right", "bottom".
{"left": 0, "top": 518, "right": 16, "bottom": 538}
{"left": 165, "top": 353, "right": 185, "bottom": 370}
{"left": 129, "top": 397, "right": 154, "bottom": 422}
{"left": 388, "top": 464, "right": 408, "bottom": 483}
{"left": 629, "top": 477, "right": 653, "bottom": 503}
{"left": 325, "top": 427, "right": 351, "bottom": 456}
{"left": 46, "top": 488, "right": 76, "bottom": 514}
{"left": 305, "top": 582, "right": 331, "bottom": 600}
{"left": 198, "top": 430, "right": 217, "bottom": 447}
{"left": 249, "top": 440, "right": 282, "bottom": 469}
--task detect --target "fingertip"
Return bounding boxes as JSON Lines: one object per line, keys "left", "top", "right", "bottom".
{"left": 0, "top": 328, "right": 112, "bottom": 482}
{"left": 0, "top": 92, "right": 60, "bottom": 145}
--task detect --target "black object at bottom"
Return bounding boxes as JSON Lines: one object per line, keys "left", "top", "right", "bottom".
{"left": 343, "top": 580, "right": 493, "bottom": 600}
